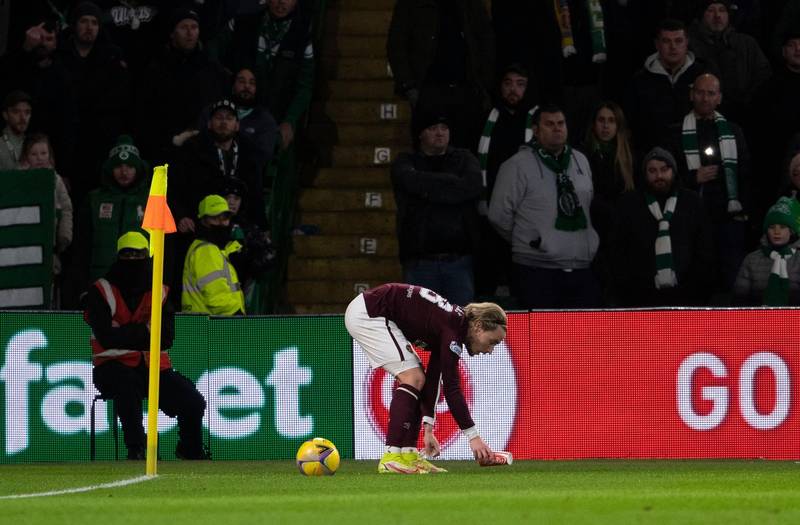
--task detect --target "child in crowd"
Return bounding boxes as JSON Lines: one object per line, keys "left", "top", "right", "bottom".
{"left": 20, "top": 133, "right": 73, "bottom": 306}
{"left": 733, "top": 197, "right": 800, "bottom": 306}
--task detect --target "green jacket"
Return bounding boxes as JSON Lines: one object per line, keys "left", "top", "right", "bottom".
{"left": 78, "top": 166, "right": 150, "bottom": 285}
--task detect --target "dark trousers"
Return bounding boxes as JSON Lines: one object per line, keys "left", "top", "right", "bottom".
{"left": 403, "top": 255, "right": 475, "bottom": 307}
{"left": 93, "top": 360, "right": 206, "bottom": 455}
{"left": 512, "top": 263, "right": 601, "bottom": 309}
{"left": 474, "top": 216, "right": 511, "bottom": 297}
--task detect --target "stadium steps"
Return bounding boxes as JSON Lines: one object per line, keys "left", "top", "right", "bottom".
{"left": 313, "top": 100, "right": 411, "bottom": 124}
{"left": 312, "top": 168, "right": 392, "bottom": 188}
{"left": 330, "top": 145, "right": 405, "bottom": 167}
{"left": 323, "top": 36, "right": 388, "bottom": 59}
{"left": 333, "top": 0, "right": 396, "bottom": 10}
{"left": 288, "top": 256, "right": 401, "bottom": 280}
{"left": 325, "top": 10, "right": 392, "bottom": 36}
{"left": 297, "top": 211, "right": 395, "bottom": 234}
{"left": 322, "top": 58, "right": 391, "bottom": 80}
{"left": 299, "top": 188, "right": 397, "bottom": 211}
{"left": 288, "top": 278, "right": 399, "bottom": 305}
{"left": 326, "top": 80, "right": 395, "bottom": 100}
{"left": 294, "top": 234, "right": 398, "bottom": 258}
{"left": 289, "top": 1, "right": 405, "bottom": 314}
{"left": 334, "top": 124, "right": 408, "bottom": 144}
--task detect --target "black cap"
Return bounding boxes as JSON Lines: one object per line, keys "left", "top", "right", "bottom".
{"left": 73, "top": 1, "right": 103, "bottom": 22}
{"left": 698, "top": 0, "right": 735, "bottom": 11}
{"left": 168, "top": 8, "right": 200, "bottom": 31}
{"left": 219, "top": 176, "right": 246, "bottom": 197}
{"left": 209, "top": 99, "right": 238, "bottom": 119}
{"left": 412, "top": 111, "right": 449, "bottom": 138}
{"left": 2, "top": 90, "right": 33, "bottom": 111}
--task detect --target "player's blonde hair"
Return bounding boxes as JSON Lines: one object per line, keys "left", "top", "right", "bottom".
{"left": 464, "top": 302, "right": 507, "bottom": 333}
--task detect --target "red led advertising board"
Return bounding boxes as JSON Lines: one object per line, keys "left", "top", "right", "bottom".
{"left": 355, "top": 310, "right": 800, "bottom": 460}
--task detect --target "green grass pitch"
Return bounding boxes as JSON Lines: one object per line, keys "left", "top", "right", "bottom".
{"left": 2, "top": 460, "right": 800, "bottom": 524}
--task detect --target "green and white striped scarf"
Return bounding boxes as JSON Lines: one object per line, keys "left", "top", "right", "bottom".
{"left": 646, "top": 192, "right": 679, "bottom": 289}
{"left": 681, "top": 111, "right": 742, "bottom": 213}
{"left": 534, "top": 144, "right": 588, "bottom": 231}
{"left": 763, "top": 245, "right": 795, "bottom": 306}
{"left": 554, "top": 0, "right": 607, "bottom": 63}
{"left": 477, "top": 106, "right": 537, "bottom": 212}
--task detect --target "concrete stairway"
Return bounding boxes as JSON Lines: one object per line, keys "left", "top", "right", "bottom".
{"left": 289, "top": 0, "right": 407, "bottom": 314}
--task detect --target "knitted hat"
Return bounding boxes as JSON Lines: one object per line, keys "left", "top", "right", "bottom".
{"left": 104, "top": 135, "right": 144, "bottom": 174}
{"left": 209, "top": 99, "right": 238, "bottom": 119}
{"left": 642, "top": 146, "right": 678, "bottom": 175}
{"left": 763, "top": 197, "right": 800, "bottom": 234}
{"left": 198, "top": 195, "right": 231, "bottom": 218}
{"left": 412, "top": 111, "right": 449, "bottom": 138}
{"left": 168, "top": 8, "right": 200, "bottom": 31}
{"left": 73, "top": 1, "right": 103, "bottom": 22}
{"left": 698, "top": 0, "right": 735, "bottom": 15}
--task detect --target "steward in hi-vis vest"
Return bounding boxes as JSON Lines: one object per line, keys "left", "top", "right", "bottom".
{"left": 84, "top": 232, "right": 209, "bottom": 460}
{"left": 182, "top": 195, "right": 245, "bottom": 315}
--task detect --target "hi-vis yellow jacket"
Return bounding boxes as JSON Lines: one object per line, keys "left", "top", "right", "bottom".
{"left": 181, "top": 239, "right": 245, "bottom": 315}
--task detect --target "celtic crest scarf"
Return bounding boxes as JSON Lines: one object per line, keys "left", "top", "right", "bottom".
{"left": 534, "top": 144, "right": 587, "bottom": 231}
{"left": 762, "top": 245, "right": 795, "bottom": 306}
{"left": 646, "top": 192, "right": 679, "bottom": 289}
{"left": 553, "top": 0, "right": 607, "bottom": 63}
{"left": 681, "top": 111, "right": 742, "bottom": 213}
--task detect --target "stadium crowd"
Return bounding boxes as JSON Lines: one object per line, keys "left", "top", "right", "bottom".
{"left": 2, "top": 0, "right": 800, "bottom": 311}
{"left": 388, "top": 0, "right": 800, "bottom": 308}
{"left": 0, "top": 0, "right": 304, "bottom": 311}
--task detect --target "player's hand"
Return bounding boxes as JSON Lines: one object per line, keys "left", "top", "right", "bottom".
{"left": 423, "top": 426, "right": 440, "bottom": 458}
{"left": 469, "top": 436, "right": 492, "bottom": 463}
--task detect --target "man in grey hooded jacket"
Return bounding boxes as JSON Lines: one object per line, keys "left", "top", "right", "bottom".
{"left": 488, "top": 104, "right": 600, "bottom": 308}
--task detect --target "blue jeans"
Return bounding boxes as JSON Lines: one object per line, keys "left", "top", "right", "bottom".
{"left": 402, "top": 255, "right": 475, "bottom": 306}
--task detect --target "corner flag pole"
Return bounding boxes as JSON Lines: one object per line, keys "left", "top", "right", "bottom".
{"left": 141, "top": 165, "right": 177, "bottom": 476}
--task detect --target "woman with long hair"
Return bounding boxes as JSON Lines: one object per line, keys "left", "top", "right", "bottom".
{"left": 580, "top": 101, "right": 635, "bottom": 305}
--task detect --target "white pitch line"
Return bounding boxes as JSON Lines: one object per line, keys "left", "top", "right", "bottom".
{"left": 0, "top": 474, "right": 155, "bottom": 500}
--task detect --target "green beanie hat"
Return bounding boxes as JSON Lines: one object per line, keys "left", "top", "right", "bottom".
{"left": 763, "top": 197, "right": 800, "bottom": 234}
{"left": 104, "top": 135, "right": 145, "bottom": 174}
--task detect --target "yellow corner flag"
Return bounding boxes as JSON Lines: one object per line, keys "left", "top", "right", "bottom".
{"left": 141, "top": 165, "right": 176, "bottom": 476}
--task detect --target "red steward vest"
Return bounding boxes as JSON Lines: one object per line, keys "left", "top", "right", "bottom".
{"left": 88, "top": 278, "right": 172, "bottom": 370}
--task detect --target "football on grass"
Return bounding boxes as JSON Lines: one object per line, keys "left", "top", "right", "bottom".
{"left": 296, "top": 437, "right": 340, "bottom": 476}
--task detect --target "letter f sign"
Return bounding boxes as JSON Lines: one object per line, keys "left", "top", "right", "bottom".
{"left": 1, "top": 330, "right": 46, "bottom": 454}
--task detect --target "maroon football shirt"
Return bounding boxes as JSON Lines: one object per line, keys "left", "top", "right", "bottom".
{"left": 362, "top": 283, "right": 475, "bottom": 430}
